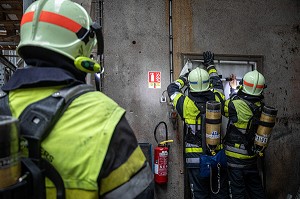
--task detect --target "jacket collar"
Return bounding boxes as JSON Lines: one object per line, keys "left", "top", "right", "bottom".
{"left": 1, "top": 67, "right": 84, "bottom": 92}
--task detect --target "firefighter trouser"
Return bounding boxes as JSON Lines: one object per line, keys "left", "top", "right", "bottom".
{"left": 187, "top": 168, "right": 230, "bottom": 199}
{"left": 227, "top": 166, "right": 265, "bottom": 199}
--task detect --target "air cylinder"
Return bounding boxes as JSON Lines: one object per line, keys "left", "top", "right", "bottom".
{"left": 205, "top": 101, "right": 222, "bottom": 154}
{"left": 0, "top": 116, "right": 20, "bottom": 189}
{"left": 254, "top": 106, "right": 277, "bottom": 154}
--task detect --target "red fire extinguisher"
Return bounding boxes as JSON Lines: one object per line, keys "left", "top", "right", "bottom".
{"left": 154, "top": 121, "right": 173, "bottom": 184}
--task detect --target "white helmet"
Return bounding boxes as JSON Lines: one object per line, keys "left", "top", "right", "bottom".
{"left": 17, "top": 0, "right": 103, "bottom": 72}
{"left": 242, "top": 70, "right": 265, "bottom": 96}
{"left": 188, "top": 68, "right": 210, "bottom": 92}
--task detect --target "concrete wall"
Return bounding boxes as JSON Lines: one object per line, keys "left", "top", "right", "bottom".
{"left": 101, "top": 0, "right": 299, "bottom": 198}
{"left": 102, "top": 1, "right": 183, "bottom": 198}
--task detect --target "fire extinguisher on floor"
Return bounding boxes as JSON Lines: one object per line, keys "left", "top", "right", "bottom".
{"left": 154, "top": 121, "right": 173, "bottom": 184}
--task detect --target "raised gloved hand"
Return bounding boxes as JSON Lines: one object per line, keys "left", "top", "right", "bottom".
{"left": 203, "top": 51, "right": 214, "bottom": 67}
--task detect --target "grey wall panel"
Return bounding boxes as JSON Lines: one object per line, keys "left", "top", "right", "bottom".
{"left": 102, "top": 1, "right": 183, "bottom": 198}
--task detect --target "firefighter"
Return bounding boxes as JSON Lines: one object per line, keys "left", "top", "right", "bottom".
{"left": 167, "top": 51, "right": 229, "bottom": 199}
{"left": 1, "top": 0, "right": 154, "bottom": 198}
{"left": 223, "top": 71, "right": 266, "bottom": 199}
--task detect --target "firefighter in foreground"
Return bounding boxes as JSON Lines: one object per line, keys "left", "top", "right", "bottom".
{"left": 1, "top": 0, "right": 154, "bottom": 198}
{"left": 223, "top": 71, "right": 270, "bottom": 199}
{"left": 167, "top": 51, "right": 229, "bottom": 199}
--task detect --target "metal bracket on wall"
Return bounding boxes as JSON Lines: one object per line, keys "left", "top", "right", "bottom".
{"left": 180, "top": 53, "right": 264, "bottom": 73}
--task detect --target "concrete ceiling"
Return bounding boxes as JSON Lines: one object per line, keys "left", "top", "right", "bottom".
{"left": 0, "top": 0, "right": 22, "bottom": 50}
{"left": 0, "top": 0, "right": 95, "bottom": 70}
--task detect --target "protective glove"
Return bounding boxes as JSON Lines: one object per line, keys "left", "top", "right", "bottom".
{"left": 203, "top": 51, "right": 214, "bottom": 67}
{"left": 177, "top": 75, "right": 188, "bottom": 87}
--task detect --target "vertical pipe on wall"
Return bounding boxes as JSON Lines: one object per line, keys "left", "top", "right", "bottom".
{"left": 169, "top": 0, "right": 174, "bottom": 83}
{"left": 99, "top": 0, "right": 104, "bottom": 91}
{"left": 94, "top": 0, "right": 104, "bottom": 91}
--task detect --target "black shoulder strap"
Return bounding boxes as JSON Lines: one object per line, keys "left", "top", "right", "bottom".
{"left": 193, "top": 101, "right": 206, "bottom": 113}
{"left": 20, "top": 84, "right": 95, "bottom": 146}
{"left": 238, "top": 96, "right": 260, "bottom": 114}
{"left": 191, "top": 99, "right": 207, "bottom": 153}
{"left": 237, "top": 97, "right": 263, "bottom": 138}
{"left": 214, "top": 91, "right": 223, "bottom": 102}
{"left": 0, "top": 89, "right": 12, "bottom": 116}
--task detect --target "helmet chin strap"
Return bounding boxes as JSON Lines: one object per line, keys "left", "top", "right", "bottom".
{"left": 91, "top": 22, "right": 104, "bottom": 56}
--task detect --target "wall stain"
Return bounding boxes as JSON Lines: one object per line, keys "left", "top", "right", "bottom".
{"left": 289, "top": 46, "right": 299, "bottom": 54}
{"left": 276, "top": 116, "right": 300, "bottom": 124}
{"left": 292, "top": 24, "right": 300, "bottom": 34}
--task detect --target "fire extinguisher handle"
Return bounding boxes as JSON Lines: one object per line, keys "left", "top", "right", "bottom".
{"left": 159, "top": 139, "right": 174, "bottom": 145}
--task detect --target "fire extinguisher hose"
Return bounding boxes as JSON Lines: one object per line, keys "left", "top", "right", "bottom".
{"left": 154, "top": 121, "right": 173, "bottom": 145}
{"left": 154, "top": 121, "right": 168, "bottom": 144}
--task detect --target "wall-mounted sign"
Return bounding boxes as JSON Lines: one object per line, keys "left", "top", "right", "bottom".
{"left": 148, "top": 71, "right": 161, "bottom": 89}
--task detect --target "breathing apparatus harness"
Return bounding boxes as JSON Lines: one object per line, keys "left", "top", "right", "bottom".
{"left": 185, "top": 91, "right": 223, "bottom": 152}
{"left": 0, "top": 84, "right": 95, "bottom": 199}
{"left": 225, "top": 95, "right": 264, "bottom": 156}
{"left": 180, "top": 61, "right": 225, "bottom": 195}
{"left": 185, "top": 92, "right": 225, "bottom": 195}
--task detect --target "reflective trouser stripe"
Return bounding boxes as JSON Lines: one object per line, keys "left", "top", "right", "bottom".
{"left": 185, "top": 148, "right": 202, "bottom": 167}
{"left": 185, "top": 147, "right": 203, "bottom": 153}
{"left": 185, "top": 145, "right": 222, "bottom": 153}
{"left": 225, "top": 150, "right": 256, "bottom": 159}
{"left": 227, "top": 162, "right": 250, "bottom": 168}
{"left": 226, "top": 145, "right": 248, "bottom": 155}
{"left": 186, "top": 158, "right": 200, "bottom": 164}
{"left": 103, "top": 163, "right": 153, "bottom": 199}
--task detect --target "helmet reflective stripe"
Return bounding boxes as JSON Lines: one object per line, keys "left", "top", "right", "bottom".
{"left": 243, "top": 80, "right": 265, "bottom": 89}
{"left": 17, "top": 0, "right": 97, "bottom": 62}
{"left": 190, "top": 79, "right": 209, "bottom": 85}
{"left": 20, "top": 11, "right": 34, "bottom": 25}
{"left": 21, "top": 11, "right": 89, "bottom": 41}
{"left": 188, "top": 68, "right": 210, "bottom": 92}
{"left": 242, "top": 70, "right": 265, "bottom": 96}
